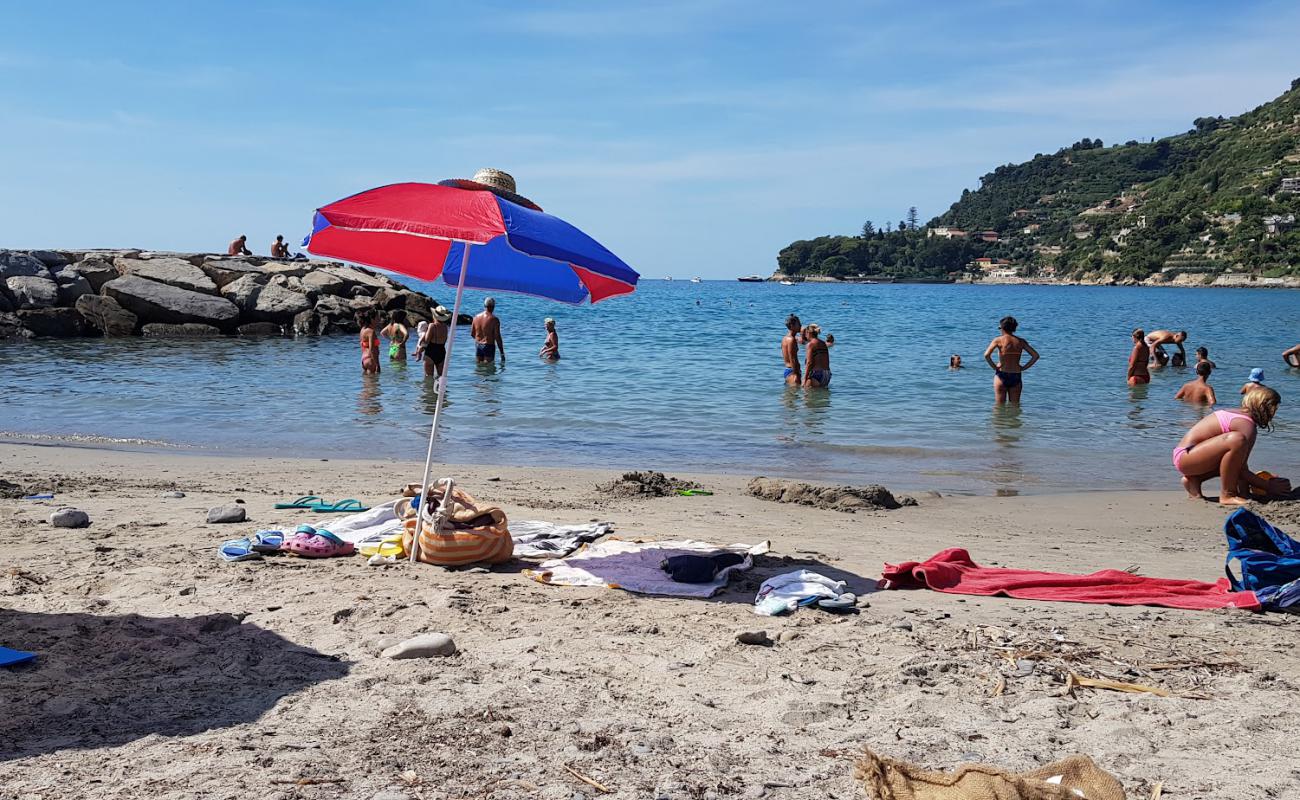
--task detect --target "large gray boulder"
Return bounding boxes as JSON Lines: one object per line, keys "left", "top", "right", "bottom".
{"left": 219, "top": 273, "right": 266, "bottom": 311}
{"left": 68, "top": 256, "right": 119, "bottom": 292}
{"left": 263, "top": 261, "right": 309, "bottom": 279}
{"left": 5, "top": 276, "right": 60, "bottom": 309}
{"left": 0, "top": 312, "right": 22, "bottom": 338}
{"left": 75, "top": 294, "right": 138, "bottom": 336}
{"left": 29, "top": 250, "right": 70, "bottom": 269}
{"left": 251, "top": 281, "right": 312, "bottom": 322}
{"left": 115, "top": 257, "right": 218, "bottom": 295}
{"left": 199, "top": 258, "right": 266, "bottom": 288}
{"left": 53, "top": 267, "right": 94, "bottom": 304}
{"left": 17, "top": 308, "right": 87, "bottom": 338}
{"left": 141, "top": 323, "right": 223, "bottom": 338}
{"left": 301, "top": 269, "right": 346, "bottom": 296}
{"left": 319, "top": 265, "right": 398, "bottom": 292}
{"left": 137, "top": 251, "right": 206, "bottom": 267}
{"left": 0, "top": 251, "right": 52, "bottom": 280}
{"left": 237, "top": 322, "right": 284, "bottom": 337}
{"left": 102, "top": 275, "right": 240, "bottom": 328}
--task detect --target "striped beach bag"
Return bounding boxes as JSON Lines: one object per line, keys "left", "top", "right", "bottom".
{"left": 400, "top": 485, "right": 513, "bottom": 567}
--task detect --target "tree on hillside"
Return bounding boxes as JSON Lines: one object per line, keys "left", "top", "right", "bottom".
{"left": 906, "top": 206, "right": 919, "bottom": 230}
{"left": 861, "top": 220, "right": 875, "bottom": 238}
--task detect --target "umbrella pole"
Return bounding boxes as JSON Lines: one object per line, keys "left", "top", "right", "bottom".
{"left": 412, "top": 243, "right": 472, "bottom": 562}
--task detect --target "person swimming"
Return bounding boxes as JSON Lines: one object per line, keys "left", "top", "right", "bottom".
{"left": 1175, "top": 361, "right": 1216, "bottom": 405}
{"left": 1127, "top": 328, "right": 1150, "bottom": 386}
{"left": 358, "top": 311, "right": 380, "bottom": 374}
{"left": 950, "top": 354, "right": 963, "bottom": 369}
{"left": 1239, "top": 367, "right": 1266, "bottom": 396}
{"left": 802, "top": 323, "right": 831, "bottom": 388}
{"left": 1172, "top": 385, "right": 1289, "bottom": 505}
{"left": 781, "top": 314, "right": 801, "bottom": 386}
{"left": 984, "top": 316, "right": 1039, "bottom": 404}
{"left": 539, "top": 317, "right": 560, "bottom": 361}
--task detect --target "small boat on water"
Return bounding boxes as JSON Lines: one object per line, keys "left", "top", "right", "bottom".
{"left": 689, "top": 277, "right": 702, "bottom": 283}
{"left": 663, "top": 276, "right": 673, "bottom": 281}
{"left": 779, "top": 280, "right": 795, "bottom": 286}
{"left": 737, "top": 275, "right": 765, "bottom": 282}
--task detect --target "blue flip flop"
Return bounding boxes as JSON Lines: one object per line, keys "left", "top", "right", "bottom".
{"left": 309, "top": 499, "right": 369, "bottom": 513}
{"left": 251, "top": 530, "right": 286, "bottom": 553}
{"left": 0, "top": 646, "right": 36, "bottom": 667}
{"left": 275, "top": 495, "right": 322, "bottom": 510}
{"left": 218, "top": 537, "right": 261, "bottom": 562}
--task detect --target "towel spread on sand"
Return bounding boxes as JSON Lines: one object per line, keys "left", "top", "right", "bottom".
{"left": 881, "top": 547, "right": 1260, "bottom": 611}
{"left": 855, "top": 748, "right": 1125, "bottom": 800}
{"left": 511, "top": 520, "right": 614, "bottom": 559}
{"left": 526, "top": 538, "right": 769, "bottom": 597}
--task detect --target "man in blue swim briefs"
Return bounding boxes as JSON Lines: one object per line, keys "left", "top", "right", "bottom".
{"left": 781, "top": 314, "right": 802, "bottom": 386}
{"left": 471, "top": 297, "right": 505, "bottom": 364}
{"left": 983, "top": 315, "right": 1039, "bottom": 405}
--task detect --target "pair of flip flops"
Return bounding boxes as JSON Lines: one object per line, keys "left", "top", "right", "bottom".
{"left": 218, "top": 530, "right": 289, "bottom": 562}
{"left": 274, "top": 496, "right": 370, "bottom": 513}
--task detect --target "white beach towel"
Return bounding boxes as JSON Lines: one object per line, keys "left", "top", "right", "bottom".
{"left": 526, "top": 538, "right": 770, "bottom": 597}
{"left": 511, "top": 520, "right": 614, "bottom": 559}
{"left": 312, "top": 499, "right": 402, "bottom": 545}
{"left": 753, "top": 569, "right": 848, "bottom": 616}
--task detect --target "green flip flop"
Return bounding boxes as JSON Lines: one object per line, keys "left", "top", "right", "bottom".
{"left": 309, "top": 499, "right": 369, "bottom": 513}
{"left": 676, "top": 489, "right": 714, "bottom": 497}
{"left": 274, "top": 495, "right": 322, "bottom": 510}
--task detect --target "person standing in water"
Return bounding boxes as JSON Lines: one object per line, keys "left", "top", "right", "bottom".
{"left": 1175, "top": 361, "right": 1216, "bottom": 405}
{"left": 358, "top": 311, "right": 380, "bottom": 374}
{"left": 781, "top": 314, "right": 802, "bottom": 386}
{"left": 1172, "top": 386, "right": 1289, "bottom": 505}
{"left": 1195, "top": 346, "right": 1217, "bottom": 371}
{"left": 539, "top": 317, "right": 560, "bottom": 361}
{"left": 381, "top": 310, "right": 409, "bottom": 362}
{"left": 1127, "top": 328, "right": 1151, "bottom": 386}
{"left": 471, "top": 297, "right": 505, "bottom": 364}
{"left": 983, "top": 316, "right": 1039, "bottom": 404}
{"left": 420, "top": 306, "right": 451, "bottom": 378}
{"left": 802, "top": 323, "right": 831, "bottom": 388}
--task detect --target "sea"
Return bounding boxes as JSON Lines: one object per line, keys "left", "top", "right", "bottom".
{"left": 4, "top": 281, "right": 1299, "bottom": 495}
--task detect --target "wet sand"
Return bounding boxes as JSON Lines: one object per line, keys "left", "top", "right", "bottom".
{"left": 2, "top": 442, "right": 1298, "bottom": 799}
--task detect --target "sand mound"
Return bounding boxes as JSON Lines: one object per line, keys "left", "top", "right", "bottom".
{"left": 747, "top": 476, "right": 916, "bottom": 512}
{"left": 596, "top": 471, "right": 701, "bottom": 498}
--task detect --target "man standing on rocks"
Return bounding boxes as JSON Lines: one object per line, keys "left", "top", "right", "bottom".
{"left": 471, "top": 297, "right": 505, "bottom": 364}
{"left": 227, "top": 235, "right": 252, "bottom": 256}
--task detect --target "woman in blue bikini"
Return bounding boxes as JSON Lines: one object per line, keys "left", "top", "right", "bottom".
{"left": 983, "top": 316, "right": 1038, "bottom": 405}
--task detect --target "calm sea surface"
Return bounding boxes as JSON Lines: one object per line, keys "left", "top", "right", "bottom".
{"left": 4, "top": 281, "right": 1299, "bottom": 495}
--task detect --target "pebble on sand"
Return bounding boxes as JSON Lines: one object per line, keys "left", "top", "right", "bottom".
{"left": 381, "top": 632, "right": 457, "bottom": 660}
{"left": 206, "top": 504, "right": 246, "bottom": 524}
{"left": 50, "top": 507, "right": 90, "bottom": 528}
{"left": 735, "top": 630, "right": 772, "bottom": 646}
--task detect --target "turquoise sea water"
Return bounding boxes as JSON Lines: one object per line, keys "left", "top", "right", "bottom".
{"left": 3, "top": 281, "right": 1299, "bottom": 494}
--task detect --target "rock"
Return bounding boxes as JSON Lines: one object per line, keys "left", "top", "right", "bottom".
{"left": 292, "top": 309, "right": 328, "bottom": 337}
{"left": 237, "top": 322, "right": 284, "bottom": 337}
{"left": 53, "top": 268, "right": 94, "bottom": 304}
{"left": 219, "top": 273, "right": 267, "bottom": 311}
{"left": 206, "top": 505, "right": 246, "bottom": 524}
{"left": 5, "top": 276, "right": 60, "bottom": 309}
{"left": 735, "top": 630, "right": 772, "bottom": 646}
{"left": 0, "top": 251, "right": 52, "bottom": 280}
{"left": 137, "top": 251, "right": 207, "bottom": 267}
{"left": 269, "top": 274, "right": 317, "bottom": 302}
{"left": 50, "top": 507, "right": 90, "bottom": 528}
{"left": 178, "top": 586, "right": 196, "bottom": 596}
{"left": 320, "top": 265, "right": 396, "bottom": 292}
{"left": 373, "top": 634, "right": 405, "bottom": 653}
{"left": 0, "top": 292, "right": 10, "bottom": 313}
{"left": 142, "top": 323, "right": 223, "bottom": 338}
{"left": 17, "top": 308, "right": 88, "bottom": 338}
{"left": 29, "top": 250, "right": 70, "bottom": 269}
{"left": 262, "top": 262, "right": 309, "bottom": 279}
{"left": 103, "top": 275, "right": 240, "bottom": 328}
{"left": 75, "top": 294, "right": 138, "bottom": 336}
{"left": 778, "top": 630, "right": 800, "bottom": 643}
{"left": 301, "top": 269, "right": 346, "bottom": 295}
{"left": 115, "top": 257, "right": 218, "bottom": 295}
{"left": 162, "top": 491, "right": 186, "bottom": 498}
{"left": 68, "top": 257, "right": 119, "bottom": 292}
{"left": 0, "top": 312, "right": 23, "bottom": 339}
{"left": 891, "top": 620, "right": 914, "bottom": 631}
{"left": 380, "top": 632, "right": 457, "bottom": 659}
{"left": 200, "top": 258, "right": 267, "bottom": 289}
{"left": 251, "top": 280, "right": 312, "bottom": 322}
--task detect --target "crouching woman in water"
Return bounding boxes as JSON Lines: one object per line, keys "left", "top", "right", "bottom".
{"left": 1173, "top": 386, "right": 1291, "bottom": 505}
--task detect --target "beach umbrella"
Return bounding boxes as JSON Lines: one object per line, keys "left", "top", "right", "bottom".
{"left": 303, "top": 169, "right": 638, "bottom": 554}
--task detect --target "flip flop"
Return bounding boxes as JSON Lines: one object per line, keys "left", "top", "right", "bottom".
{"left": 0, "top": 646, "right": 37, "bottom": 668}
{"left": 676, "top": 489, "right": 714, "bottom": 497}
{"left": 286, "top": 528, "right": 355, "bottom": 558}
{"left": 22, "top": 494, "right": 55, "bottom": 500}
{"left": 274, "top": 495, "right": 323, "bottom": 510}
{"left": 250, "top": 530, "right": 286, "bottom": 553}
{"left": 359, "top": 534, "right": 404, "bottom": 559}
{"left": 309, "top": 499, "right": 369, "bottom": 513}
{"left": 218, "top": 537, "right": 261, "bottom": 562}
{"left": 817, "top": 593, "right": 858, "bottom": 613}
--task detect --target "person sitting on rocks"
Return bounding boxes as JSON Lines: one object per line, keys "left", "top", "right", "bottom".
{"left": 270, "top": 235, "right": 290, "bottom": 259}
{"left": 228, "top": 235, "right": 252, "bottom": 256}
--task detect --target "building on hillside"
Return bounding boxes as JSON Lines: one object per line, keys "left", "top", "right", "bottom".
{"left": 971, "top": 230, "right": 1000, "bottom": 242}
{"left": 988, "top": 267, "right": 1019, "bottom": 280}
{"left": 1021, "top": 223, "right": 1040, "bottom": 234}
{"left": 971, "top": 257, "right": 1015, "bottom": 273}
{"left": 1011, "top": 208, "right": 1035, "bottom": 219}
{"left": 1264, "top": 214, "right": 1296, "bottom": 236}
{"left": 1281, "top": 177, "right": 1300, "bottom": 193}
{"left": 928, "top": 226, "right": 967, "bottom": 239}
{"left": 1072, "top": 223, "right": 1093, "bottom": 240}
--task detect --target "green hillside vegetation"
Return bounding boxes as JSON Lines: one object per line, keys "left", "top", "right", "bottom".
{"left": 778, "top": 78, "right": 1300, "bottom": 280}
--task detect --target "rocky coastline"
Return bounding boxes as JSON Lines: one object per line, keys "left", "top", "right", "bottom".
{"left": 0, "top": 249, "right": 450, "bottom": 339}
{"left": 769, "top": 271, "right": 1300, "bottom": 288}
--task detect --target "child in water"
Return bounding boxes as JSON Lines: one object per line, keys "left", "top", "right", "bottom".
{"left": 1240, "top": 368, "right": 1266, "bottom": 396}
{"left": 539, "top": 318, "right": 560, "bottom": 361}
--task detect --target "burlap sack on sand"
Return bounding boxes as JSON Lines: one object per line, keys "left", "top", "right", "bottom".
{"left": 855, "top": 749, "right": 1126, "bottom": 800}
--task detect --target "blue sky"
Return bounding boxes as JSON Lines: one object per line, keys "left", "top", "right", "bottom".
{"left": 2, "top": 1, "right": 1298, "bottom": 278}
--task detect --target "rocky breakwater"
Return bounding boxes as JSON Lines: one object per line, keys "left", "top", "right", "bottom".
{"left": 0, "top": 248, "right": 443, "bottom": 339}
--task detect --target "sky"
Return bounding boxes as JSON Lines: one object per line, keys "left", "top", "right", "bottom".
{"left": 2, "top": 1, "right": 1298, "bottom": 279}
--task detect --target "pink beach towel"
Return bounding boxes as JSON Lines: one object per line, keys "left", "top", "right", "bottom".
{"left": 880, "top": 548, "right": 1260, "bottom": 611}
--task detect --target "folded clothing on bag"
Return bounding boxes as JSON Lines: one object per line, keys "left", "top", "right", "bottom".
{"left": 754, "top": 569, "right": 855, "bottom": 615}
{"left": 662, "top": 552, "right": 745, "bottom": 583}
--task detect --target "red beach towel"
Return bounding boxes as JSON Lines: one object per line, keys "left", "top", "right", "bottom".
{"left": 880, "top": 548, "right": 1259, "bottom": 611}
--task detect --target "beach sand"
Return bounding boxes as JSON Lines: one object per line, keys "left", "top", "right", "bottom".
{"left": 2, "top": 441, "right": 1298, "bottom": 799}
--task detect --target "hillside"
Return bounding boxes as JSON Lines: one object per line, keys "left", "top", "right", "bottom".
{"left": 778, "top": 78, "right": 1300, "bottom": 282}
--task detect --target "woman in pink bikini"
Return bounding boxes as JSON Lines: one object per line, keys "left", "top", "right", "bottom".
{"left": 1172, "top": 386, "right": 1289, "bottom": 505}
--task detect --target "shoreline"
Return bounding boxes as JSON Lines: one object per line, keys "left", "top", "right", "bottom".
{"left": 2, "top": 442, "right": 1299, "bottom": 797}
{"left": 769, "top": 273, "right": 1300, "bottom": 288}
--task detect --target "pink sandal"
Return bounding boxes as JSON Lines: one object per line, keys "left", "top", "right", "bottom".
{"left": 286, "top": 526, "right": 355, "bottom": 558}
